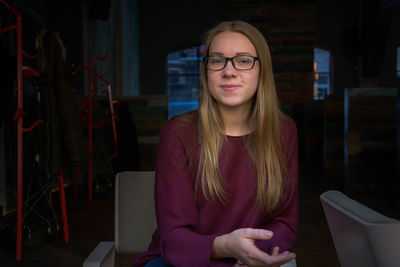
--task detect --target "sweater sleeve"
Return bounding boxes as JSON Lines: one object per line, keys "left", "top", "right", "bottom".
{"left": 255, "top": 117, "right": 299, "bottom": 253}
{"left": 154, "top": 121, "right": 219, "bottom": 267}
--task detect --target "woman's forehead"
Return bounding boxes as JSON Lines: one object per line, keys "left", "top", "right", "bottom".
{"left": 208, "top": 31, "right": 257, "bottom": 55}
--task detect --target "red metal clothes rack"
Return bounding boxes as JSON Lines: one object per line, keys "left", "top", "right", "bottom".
{"left": 77, "top": 54, "right": 118, "bottom": 200}
{"left": 59, "top": 169, "right": 69, "bottom": 243}
{"left": 0, "top": 0, "right": 43, "bottom": 262}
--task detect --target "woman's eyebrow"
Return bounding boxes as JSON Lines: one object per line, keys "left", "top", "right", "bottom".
{"left": 208, "top": 52, "right": 224, "bottom": 56}
{"left": 208, "top": 52, "right": 253, "bottom": 56}
{"left": 235, "top": 52, "right": 253, "bottom": 56}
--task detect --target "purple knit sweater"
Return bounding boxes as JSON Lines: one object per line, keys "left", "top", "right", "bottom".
{"left": 132, "top": 111, "right": 298, "bottom": 267}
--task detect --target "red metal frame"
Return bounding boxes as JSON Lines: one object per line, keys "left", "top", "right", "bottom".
{"left": 0, "top": 0, "right": 43, "bottom": 262}
{"left": 76, "top": 54, "right": 119, "bottom": 200}
{"left": 0, "top": 0, "right": 109, "bottom": 259}
{"left": 59, "top": 169, "right": 69, "bottom": 243}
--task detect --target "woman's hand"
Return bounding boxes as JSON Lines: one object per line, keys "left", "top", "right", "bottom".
{"left": 212, "top": 228, "right": 295, "bottom": 267}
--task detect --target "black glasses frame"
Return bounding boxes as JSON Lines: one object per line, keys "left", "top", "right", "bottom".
{"left": 203, "top": 55, "right": 260, "bottom": 71}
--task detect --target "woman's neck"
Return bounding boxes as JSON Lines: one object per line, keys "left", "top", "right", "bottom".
{"left": 219, "top": 104, "right": 252, "bottom": 136}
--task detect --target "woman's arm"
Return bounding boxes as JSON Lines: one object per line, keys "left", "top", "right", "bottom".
{"left": 155, "top": 119, "right": 220, "bottom": 267}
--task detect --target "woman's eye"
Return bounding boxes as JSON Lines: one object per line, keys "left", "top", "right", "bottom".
{"left": 237, "top": 58, "right": 250, "bottom": 64}
{"left": 211, "top": 58, "right": 223, "bottom": 64}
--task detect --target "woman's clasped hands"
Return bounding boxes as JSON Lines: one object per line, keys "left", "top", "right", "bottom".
{"left": 212, "top": 228, "right": 296, "bottom": 267}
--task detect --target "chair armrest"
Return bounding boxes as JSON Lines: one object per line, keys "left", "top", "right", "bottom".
{"left": 83, "top": 241, "right": 115, "bottom": 267}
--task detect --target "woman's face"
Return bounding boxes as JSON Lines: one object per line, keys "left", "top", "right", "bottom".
{"left": 206, "top": 31, "right": 260, "bottom": 113}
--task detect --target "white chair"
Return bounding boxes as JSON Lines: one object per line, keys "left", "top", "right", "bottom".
{"left": 320, "top": 190, "right": 400, "bottom": 267}
{"left": 83, "top": 171, "right": 156, "bottom": 267}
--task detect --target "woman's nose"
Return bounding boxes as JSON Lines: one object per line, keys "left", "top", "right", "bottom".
{"left": 222, "top": 60, "right": 236, "bottom": 76}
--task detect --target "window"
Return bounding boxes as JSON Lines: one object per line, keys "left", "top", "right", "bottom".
{"left": 313, "top": 48, "right": 332, "bottom": 99}
{"left": 167, "top": 45, "right": 204, "bottom": 119}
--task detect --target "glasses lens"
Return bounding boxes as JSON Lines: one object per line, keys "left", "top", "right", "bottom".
{"left": 206, "top": 56, "right": 225, "bottom": 70}
{"left": 233, "top": 56, "right": 254, "bottom": 70}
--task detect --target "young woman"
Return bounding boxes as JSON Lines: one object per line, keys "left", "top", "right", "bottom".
{"left": 133, "top": 20, "right": 298, "bottom": 267}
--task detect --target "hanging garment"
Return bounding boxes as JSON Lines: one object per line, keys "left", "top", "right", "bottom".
{"left": 36, "top": 30, "right": 89, "bottom": 181}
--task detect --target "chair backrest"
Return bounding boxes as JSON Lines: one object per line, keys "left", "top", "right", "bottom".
{"left": 115, "top": 171, "right": 156, "bottom": 253}
{"left": 320, "top": 190, "right": 400, "bottom": 267}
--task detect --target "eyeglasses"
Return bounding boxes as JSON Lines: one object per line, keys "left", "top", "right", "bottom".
{"left": 203, "top": 55, "right": 259, "bottom": 71}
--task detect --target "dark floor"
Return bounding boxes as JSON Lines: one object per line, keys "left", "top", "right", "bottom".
{"left": 0, "top": 171, "right": 399, "bottom": 267}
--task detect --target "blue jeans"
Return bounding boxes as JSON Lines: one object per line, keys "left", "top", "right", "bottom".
{"left": 144, "top": 256, "right": 172, "bottom": 267}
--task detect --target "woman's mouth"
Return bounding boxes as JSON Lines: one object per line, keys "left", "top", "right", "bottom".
{"left": 220, "top": 84, "right": 241, "bottom": 92}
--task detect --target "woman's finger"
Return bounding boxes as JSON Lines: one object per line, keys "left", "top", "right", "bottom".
{"left": 239, "top": 228, "right": 274, "bottom": 241}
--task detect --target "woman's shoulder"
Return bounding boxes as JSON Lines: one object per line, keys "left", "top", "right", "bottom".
{"left": 161, "top": 110, "right": 199, "bottom": 139}
{"left": 280, "top": 114, "right": 297, "bottom": 133}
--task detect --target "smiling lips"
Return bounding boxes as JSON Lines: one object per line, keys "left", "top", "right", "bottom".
{"left": 220, "top": 84, "right": 241, "bottom": 92}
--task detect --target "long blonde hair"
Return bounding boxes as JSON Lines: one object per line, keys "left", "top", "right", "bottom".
{"left": 197, "top": 20, "right": 288, "bottom": 214}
